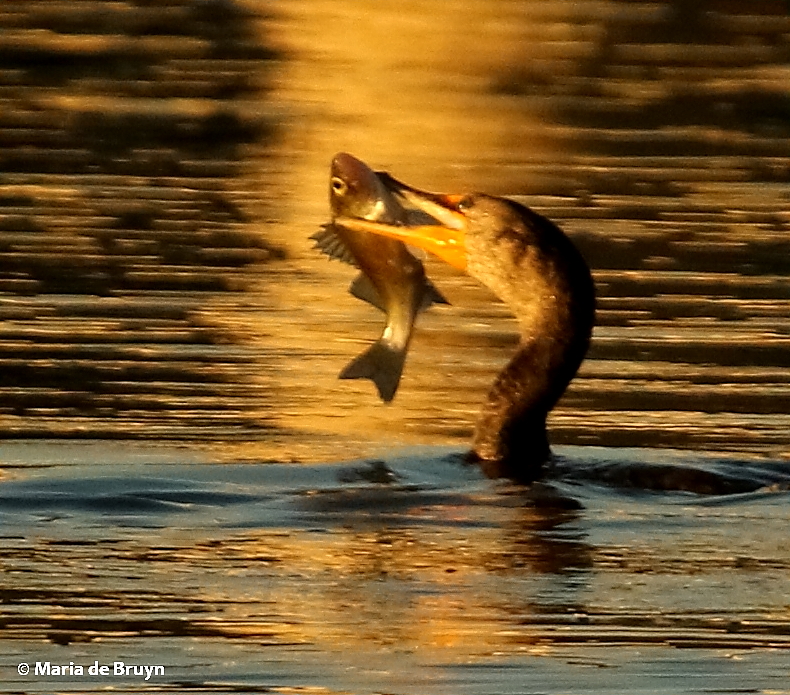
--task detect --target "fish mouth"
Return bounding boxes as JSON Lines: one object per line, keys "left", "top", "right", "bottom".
{"left": 332, "top": 173, "right": 469, "bottom": 271}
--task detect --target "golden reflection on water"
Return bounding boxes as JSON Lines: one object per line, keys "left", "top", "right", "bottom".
{"left": 34, "top": 496, "right": 588, "bottom": 659}
{"left": 267, "top": 1, "right": 556, "bottom": 178}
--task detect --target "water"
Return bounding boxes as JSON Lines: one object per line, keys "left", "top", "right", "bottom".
{"left": 1, "top": 1, "right": 790, "bottom": 693}
{"left": 1, "top": 443, "right": 789, "bottom": 693}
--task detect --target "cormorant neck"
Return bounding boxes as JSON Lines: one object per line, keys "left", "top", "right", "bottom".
{"left": 465, "top": 198, "right": 595, "bottom": 483}
{"left": 472, "top": 330, "right": 582, "bottom": 483}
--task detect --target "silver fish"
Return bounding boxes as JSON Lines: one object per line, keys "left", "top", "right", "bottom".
{"left": 311, "top": 152, "right": 447, "bottom": 401}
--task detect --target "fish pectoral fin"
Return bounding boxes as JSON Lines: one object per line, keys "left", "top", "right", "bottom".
{"left": 339, "top": 340, "right": 406, "bottom": 402}
{"left": 310, "top": 224, "right": 359, "bottom": 268}
{"left": 349, "top": 274, "right": 386, "bottom": 312}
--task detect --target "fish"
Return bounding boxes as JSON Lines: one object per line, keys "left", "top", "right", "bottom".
{"left": 311, "top": 152, "right": 447, "bottom": 402}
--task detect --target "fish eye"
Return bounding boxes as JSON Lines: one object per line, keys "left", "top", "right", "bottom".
{"left": 330, "top": 177, "right": 347, "bottom": 195}
{"left": 457, "top": 195, "right": 473, "bottom": 211}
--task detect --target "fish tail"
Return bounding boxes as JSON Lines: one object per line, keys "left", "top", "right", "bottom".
{"left": 339, "top": 340, "right": 406, "bottom": 403}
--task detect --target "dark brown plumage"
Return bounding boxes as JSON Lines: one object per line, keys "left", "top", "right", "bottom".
{"left": 454, "top": 195, "right": 594, "bottom": 482}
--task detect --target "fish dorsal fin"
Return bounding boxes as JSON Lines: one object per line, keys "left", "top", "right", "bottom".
{"left": 310, "top": 224, "right": 358, "bottom": 268}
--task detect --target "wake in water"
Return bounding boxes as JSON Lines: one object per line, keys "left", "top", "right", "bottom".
{"left": 2, "top": 444, "right": 788, "bottom": 533}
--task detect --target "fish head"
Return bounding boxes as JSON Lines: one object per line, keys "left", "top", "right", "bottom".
{"left": 332, "top": 175, "right": 470, "bottom": 271}
{"left": 329, "top": 153, "right": 400, "bottom": 221}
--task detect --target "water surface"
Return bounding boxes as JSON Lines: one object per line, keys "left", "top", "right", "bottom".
{"left": 2, "top": 442, "right": 790, "bottom": 694}
{"left": 1, "top": 1, "right": 790, "bottom": 693}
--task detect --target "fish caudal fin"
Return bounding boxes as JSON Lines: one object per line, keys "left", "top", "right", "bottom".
{"left": 339, "top": 341, "right": 406, "bottom": 402}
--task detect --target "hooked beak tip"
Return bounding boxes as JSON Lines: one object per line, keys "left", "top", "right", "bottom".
{"left": 436, "top": 194, "right": 465, "bottom": 208}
